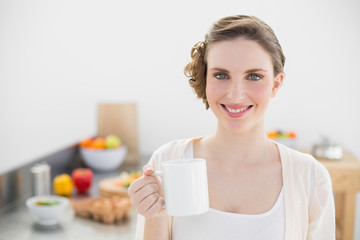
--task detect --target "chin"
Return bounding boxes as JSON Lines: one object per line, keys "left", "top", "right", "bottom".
{"left": 222, "top": 117, "right": 264, "bottom": 135}
{"left": 220, "top": 121, "right": 250, "bottom": 134}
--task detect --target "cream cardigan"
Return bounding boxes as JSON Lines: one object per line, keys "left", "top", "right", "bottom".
{"left": 135, "top": 138, "right": 335, "bottom": 240}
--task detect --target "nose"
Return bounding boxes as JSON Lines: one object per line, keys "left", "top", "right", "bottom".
{"left": 227, "top": 79, "right": 246, "bottom": 102}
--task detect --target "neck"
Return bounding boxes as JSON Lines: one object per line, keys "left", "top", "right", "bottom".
{"left": 207, "top": 122, "right": 271, "bottom": 165}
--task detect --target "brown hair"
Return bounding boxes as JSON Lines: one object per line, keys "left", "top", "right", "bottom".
{"left": 184, "top": 15, "right": 286, "bottom": 109}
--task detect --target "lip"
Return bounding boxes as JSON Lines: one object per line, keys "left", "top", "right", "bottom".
{"left": 221, "top": 104, "right": 253, "bottom": 118}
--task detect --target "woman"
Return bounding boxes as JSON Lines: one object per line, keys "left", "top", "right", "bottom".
{"left": 128, "top": 15, "right": 335, "bottom": 240}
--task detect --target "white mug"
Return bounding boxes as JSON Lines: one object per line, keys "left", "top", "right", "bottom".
{"left": 153, "top": 158, "right": 209, "bottom": 216}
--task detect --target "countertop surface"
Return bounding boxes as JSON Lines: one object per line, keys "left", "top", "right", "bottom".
{"left": 0, "top": 163, "right": 144, "bottom": 240}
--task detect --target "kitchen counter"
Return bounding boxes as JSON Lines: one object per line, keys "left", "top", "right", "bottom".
{"left": 0, "top": 162, "right": 145, "bottom": 240}
{"left": 0, "top": 204, "right": 138, "bottom": 240}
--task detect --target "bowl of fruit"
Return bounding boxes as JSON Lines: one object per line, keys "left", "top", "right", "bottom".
{"left": 79, "top": 135, "right": 128, "bottom": 172}
{"left": 267, "top": 130, "right": 297, "bottom": 148}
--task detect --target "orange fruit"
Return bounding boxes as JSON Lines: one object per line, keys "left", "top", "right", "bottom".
{"left": 90, "top": 138, "right": 106, "bottom": 149}
{"left": 267, "top": 131, "right": 278, "bottom": 138}
{"left": 287, "top": 131, "right": 297, "bottom": 139}
{"left": 80, "top": 138, "right": 93, "bottom": 148}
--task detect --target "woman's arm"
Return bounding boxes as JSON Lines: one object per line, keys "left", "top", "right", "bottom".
{"left": 307, "top": 163, "right": 336, "bottom": 240}
{"left": 144, "top": 215, "right": 170, "bottom": 240}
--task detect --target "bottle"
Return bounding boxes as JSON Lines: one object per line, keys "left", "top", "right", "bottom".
{"left": 31, "top": 162, "right": 51, "bottom": 196}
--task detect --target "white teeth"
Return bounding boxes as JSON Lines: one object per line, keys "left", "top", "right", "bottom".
{"left": 225, "top": 106, "right": 250, "bottom": 113}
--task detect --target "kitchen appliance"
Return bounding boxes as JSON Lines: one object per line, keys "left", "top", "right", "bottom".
{"left": 313, "top": 138, "right": 343, "bottom": 160}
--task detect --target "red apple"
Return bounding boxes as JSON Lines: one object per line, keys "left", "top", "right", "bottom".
{"left": 72, "top": 168, "right": 93, "bottom": 193}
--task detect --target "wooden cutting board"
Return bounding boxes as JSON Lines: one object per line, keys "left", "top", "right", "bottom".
{"left": 97, "top": 103, "right": 139, "bottom": 164}
{"left": 98, "top": 176, "right": 129, "bottom": 198}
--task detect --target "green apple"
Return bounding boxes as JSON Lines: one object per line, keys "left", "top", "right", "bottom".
{"left": 105, "top": 135, "right": 121, "bottom": 149}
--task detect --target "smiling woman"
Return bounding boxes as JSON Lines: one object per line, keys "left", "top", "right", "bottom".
{"left": 129, "top": 15, "right": 335, "bottom": 240}
{"left": 205, "top": 38, "right": 283, "bottom": 134}
{"left": 184, "top": 16, "right": 285, "bottom": 111}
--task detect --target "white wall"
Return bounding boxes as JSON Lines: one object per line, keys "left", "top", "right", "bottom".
{"left": 1, "top": 0, "right": 360, "bottom": 236}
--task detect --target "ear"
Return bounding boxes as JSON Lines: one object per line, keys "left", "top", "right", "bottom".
{"left": 271, "top": 73, "right": 284, "bottom": 98}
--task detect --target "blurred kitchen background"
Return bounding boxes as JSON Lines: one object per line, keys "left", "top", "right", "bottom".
{"left": 0, "top": 0, "right": 359, "bottom": 239}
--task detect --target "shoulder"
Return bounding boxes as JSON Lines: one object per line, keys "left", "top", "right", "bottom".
{"left": 152, "top": 138, "right": 192, "bottom": 157}
{"left": 277, "top": 144, "right": 335, "bottom": 238}
{"left": 277, "top": 143, "right": 332, "bottom": 186}
{"left": 148, "top": 138, "right": 192, "bottom": 169}
{"left": 278, "top": 143, "right": 327, "bottom": 172}
{"left": 154, "top": 138, "right": 191, "bottom": 152}
{"left": 277, "top": 143, "right": 333, "bottom": 212}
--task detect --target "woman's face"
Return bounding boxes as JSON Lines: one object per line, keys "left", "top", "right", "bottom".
{"left": 205, "top": 37, "right": 283, "bottom": 134}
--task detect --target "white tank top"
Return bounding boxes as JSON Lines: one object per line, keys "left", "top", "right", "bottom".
{"left": 172, "top": 143, "right": 285, "bottom": 240}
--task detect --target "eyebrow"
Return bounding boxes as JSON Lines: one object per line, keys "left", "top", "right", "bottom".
{"left": 209, "top": 67, "right": 267, "bottom": 74}
{"left": 245, "top": 68, "right": 268, "bottom": 73}
{"left": 209, "top": 67, "right": 230, "bottom": 74}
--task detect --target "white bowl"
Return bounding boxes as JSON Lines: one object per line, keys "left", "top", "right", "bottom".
{"left": 80, "top": 146, "right": 128, "bottom": 172}
{"left": 26, "top": 195, "right": 69, "bottom": 225}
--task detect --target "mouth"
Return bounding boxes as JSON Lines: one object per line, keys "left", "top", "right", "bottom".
{"left": 221, "top": 104, "right": 253, "bottom": 116}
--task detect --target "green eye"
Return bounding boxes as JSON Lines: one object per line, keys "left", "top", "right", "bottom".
{"left": 247, "top": 74, "right": 261, "bottom": 81}
{"left": 215, "top": 73, "right": 228, "bottom": 80}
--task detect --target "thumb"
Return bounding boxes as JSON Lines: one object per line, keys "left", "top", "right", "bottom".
{"left": 142, "top": 164, "right": 154, "bottom": 176}
{"left": 143, "top": 165, "right": 164, "bottom": 197}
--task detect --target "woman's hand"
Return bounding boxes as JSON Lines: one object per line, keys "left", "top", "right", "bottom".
{"left": 128, "top": 165, "right": 166, "bottom": 219}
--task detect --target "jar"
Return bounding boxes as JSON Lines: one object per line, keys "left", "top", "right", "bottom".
{"left": 31, "top": 162, "right": 51, "bottom": 196}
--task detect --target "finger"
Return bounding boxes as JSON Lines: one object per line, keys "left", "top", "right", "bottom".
{"left": 128, "top": 176, "right": 157, "bottom": 196}
{"left": 136, "top": 192, "right": 159, "bottom": 215}
{"left": 145, "top": 196, "right": 165, "bottom": 218}
{"left": 131, "top": 183, "right": 159, "bottom": 206}
{"left": 143, "top": 165, "right": 155, "bottom": 176}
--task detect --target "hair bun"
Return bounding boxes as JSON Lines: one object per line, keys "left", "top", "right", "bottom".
{"left": 191, "top": 41, "right": 206, "bottom": 63}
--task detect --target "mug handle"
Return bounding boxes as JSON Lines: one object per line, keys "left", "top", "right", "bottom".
{"left": 152, "top": 171, "right": 162, "bottom": 177}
